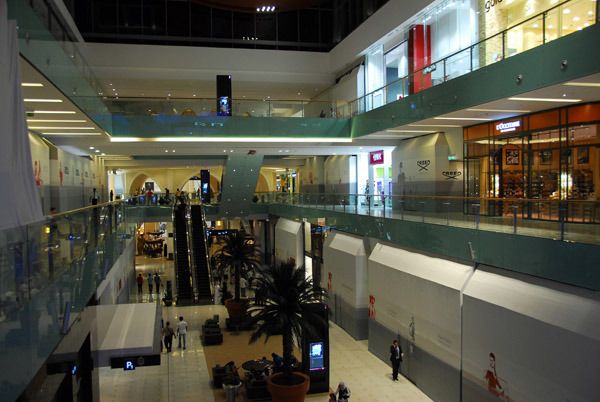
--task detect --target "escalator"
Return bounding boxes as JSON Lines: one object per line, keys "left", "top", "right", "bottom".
{"left": 190, "top": 205, "right": 212, "bottom": 301}
{"left": 173, "top": 205, "right": 193, "bottom": 304}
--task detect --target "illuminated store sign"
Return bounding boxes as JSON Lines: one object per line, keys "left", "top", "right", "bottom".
{"left": 370, "top": 150, "right": 384, "bottom": 164}
{"left": 496, "top": 120, "right": 521, "bottom": 133}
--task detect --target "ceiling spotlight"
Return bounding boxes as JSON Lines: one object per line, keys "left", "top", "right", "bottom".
{"left": 172, "top": 150, "right": 175, "bottom": 152}
{"left": 165, "top": 149, "right": 168, "bottom": 152}
{"left": 89, "top": 146, "right": 94, "bottom": 150}
{"left": 101, "top": 153, "right": 105, "bottom": 156}
{"left": 256, "top": 7, "right": 260, "bottom": 11}
{"left": 95, "top": 149, "right": 100, "bottom": 153}
{"left": 262, "top": 6, "right": 266, "bottom": 11}
{"left": 230, "top": 149, "right": 234, "bottom": 152}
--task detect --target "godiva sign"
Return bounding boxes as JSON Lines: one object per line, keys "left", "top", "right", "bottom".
{"left": 485, "top": 0, "right": 503, "bottom": 12}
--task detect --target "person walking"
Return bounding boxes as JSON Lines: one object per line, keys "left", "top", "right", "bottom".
{"left": 240, "top": 276, "right": 247, "bottom": 297}
{"left": 390, "top": 339, "right": 404, "bottom": 381}
{"left": 147, "top": 273, "right": 153, "bottom": 293}
{"left": 162, "top": 321, "right": 176, "bottom": 352}
{"left": 154, "top": 273, "right": 162, "bottom": 295}
{"left": 335, "top": 382, "right": 351, "bottom": 402}
{"left": 90, "top": 188, "right": 99, "bottom": 205}
{"left": 177, "top": 316, "right": 188, "bottom": 350}
{"left": 137, "top": 274, "right": 144, "bottom": 295}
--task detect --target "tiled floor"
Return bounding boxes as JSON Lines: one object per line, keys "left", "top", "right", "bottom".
{"left": 98, "top": 256, "right": 432, "bottom": 402}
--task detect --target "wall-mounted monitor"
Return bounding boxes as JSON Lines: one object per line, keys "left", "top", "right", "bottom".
{"left": 309, "top": 342, "right": 325, "bottom": 371}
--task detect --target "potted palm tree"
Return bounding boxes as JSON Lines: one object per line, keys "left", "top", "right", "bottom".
{"left": 248, "top": 262, "right": 327, "bottom": 402}
{"left": 215, "top": 231, "right": 261, "bottom": 317}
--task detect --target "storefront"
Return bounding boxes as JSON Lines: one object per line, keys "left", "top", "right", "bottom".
{"left": 464, "top": 102, "right": 600, "bottom": 222}
{"left": 377, "top": 0, "right": 596, "bottom": 101}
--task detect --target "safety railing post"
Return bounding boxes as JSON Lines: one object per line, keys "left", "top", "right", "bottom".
{"left": 444, "top": 202, "right": 451, "bottom": 225}
{"left": 513, "top": 202, "right": 518, "bottom": 234}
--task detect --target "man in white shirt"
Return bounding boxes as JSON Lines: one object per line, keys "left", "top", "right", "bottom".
{"left": 240, "top": 276, "right": 247, "bottom": 297}
{"left": 177, "top": 316, "right": 188, "bottom": 350}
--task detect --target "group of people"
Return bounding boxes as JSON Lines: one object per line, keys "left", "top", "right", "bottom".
{"left": 161, "top": 316, "right": 187, "bottom": 352}
{"left": 136, "top": 272, "right": 162, "bottom": 295}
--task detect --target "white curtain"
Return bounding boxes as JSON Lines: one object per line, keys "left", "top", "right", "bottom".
{"left": 0, "top": 1, "right": 44, "bottom": 230}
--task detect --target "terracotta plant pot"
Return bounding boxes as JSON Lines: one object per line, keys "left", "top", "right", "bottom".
{"left": 267, "top": 372, "right": 310, "bottom": 402}
{"left": 224, "top": 298, "right": 249, "bottom": 317}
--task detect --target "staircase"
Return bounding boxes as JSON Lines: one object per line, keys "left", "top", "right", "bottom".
{"left": 173, "top": 205, "right": 193, "bottom": 304}
{"left": 190, "top": 205, "right": 212, "bottom": 300}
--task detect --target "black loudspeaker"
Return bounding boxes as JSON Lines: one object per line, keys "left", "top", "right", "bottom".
{"left": 301, "top": 303, "right": 330, "bottom": 394}
{"left": 216, "top": 75, "right": 232, "bottom": 116}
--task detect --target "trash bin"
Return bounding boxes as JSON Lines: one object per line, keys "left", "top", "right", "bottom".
{"left": 224, "top": 383, "right": 241, "bottom": 402}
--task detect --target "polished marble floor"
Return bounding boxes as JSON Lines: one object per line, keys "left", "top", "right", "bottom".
{"left": 98, "top": 256, "right": 432, "bottom": 402}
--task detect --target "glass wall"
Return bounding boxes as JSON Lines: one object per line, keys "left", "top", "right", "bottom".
{"left": 464, "top": 103, "right": 600, "bottom": 222}
{"left": 365, "top": 45, "right": 385, "bottom": 111}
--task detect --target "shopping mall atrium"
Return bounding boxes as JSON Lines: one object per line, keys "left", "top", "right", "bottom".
{"left": 1, "top": 0, "right": 599, "bottom": 401}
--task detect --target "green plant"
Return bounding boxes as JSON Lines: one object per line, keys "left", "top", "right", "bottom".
{"left": 248, "top": 263, "right": 327, "bottom": 385}
{"left": 215, "top": 232, "right": 261, "bottom": 302}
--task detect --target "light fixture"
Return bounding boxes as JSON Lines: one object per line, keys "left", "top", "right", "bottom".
{"left": 548, "top": 24, "right": 554, "bottom": 28}
{"left": 95, "top": 149, "right": 100, "bottom": 153}
{"left": 563, "top": 25, "right": 568, "bottom": 29}
{"left": 573, "top": 16, "right": 580, "bottom": 21}
{"left": 563, "top": 8, "right": 571, "bottom": 13}
{"left": 21, "top": 83, "right": 43, "bottom": 87}
{"left": 111, "top": 137, "right": 353, "bottom": 143}
{"left": 26, "top": 119, "right": 86, "bottom": 123}
{"left": 27, "top": 126, "right": 95, "bottom": 130}
{"left": 408, "top": 124, "right": 462, "bottom": 127}
{"left": 165, "top": 149, "right": 169, "bottom": 152}
{"left": 32, "top": 110, "right": 76, "bottom": 114}
{"left": 508, "top": 97, "right": 581, "bottom": 102}
{"left": 101, "top": 153, "right": 105, "bottom": 156}
{"left": 466, "top": 108, "right": 532, "bottom": 113}
{"left": 386, "top": 129, "right": 436, "bottom": 133}
{"left": 24, "top": 98, "right": 63, "bottom": 103}
{"left": 41, "top": 132, "right": 102, "bottom": 135}
{"left": 433, "top": 117, "right": 493, "bottom": 121}
{"left": 89, "top": 146, "right": 94, "bottom": 150}
{"left": 564, "top": 81, "right": 600, "bottom": 87}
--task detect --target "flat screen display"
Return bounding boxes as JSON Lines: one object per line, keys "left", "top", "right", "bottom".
{"left": 309, "top": 342, "right": 325, "bottom": 371}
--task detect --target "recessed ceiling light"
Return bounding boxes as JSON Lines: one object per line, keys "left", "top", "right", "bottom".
{"left": 563, "top": 8, "right": 570, "bottom": 13}
{"left": 359, "top": 147, "right": 363, "bottom": 149}
{"left": 564, "top": 82, "right": 600, "bottom": 87}
{"left": 548, "top": 24, "right": 554, "bottom": 28}
{"left": 24, "top": 99, "right": 63, "bottom": 103}
{"left": 193, "top": 94, "right": 196, "bottom": 97}
{"left": 109, "top": 83, "right": 113, "bottom": 86}
{"left": 32, "top": 110, "right": 76, "bottom": 114}
{"left": 115, "top": 93, "right": 118, "bottom": 96}
{"left": 168, "top": 93, "right": 171, "bottom": 96}
{"left": 172, "top": 149, "right": 175, "bottom": 152}
{"left": 278, "top": 150, "right": 282, "bottom": 152}
{"left": 28, "top": 126, "right": 95, "bottom": 130}
{"left": 433, "top": 117, "right": 493, "bottom": 121}
{"left": 508, "top": 97, "right": 581, "bottom": 102}
{"left": 95, "top": 150, "right": 100, "bottom": 152}
{"left": 101, "top": 153, "right": 105, "bottom": 156}
{"left": 466, "top": 108, "right": 532, "bottom": 113}
{"left": 26, "top": 119, "right": 86, "bottom": 123}
{"left": 223, "top": 149, "right": 227, "bottom": 152}
{"left": 573, "top": 16, "right": 580, "bottom": 21}
{"left": 562, "top": 25, "right": 568, "bottom": 29}
{"left": 230, "top": 149, "right": 234, "bottom": 152}
{"left": 89, "top": 146, "right": 94, "bottom": 150}
{"left": 21, "top": 83, "right": 43, "bottom": 87}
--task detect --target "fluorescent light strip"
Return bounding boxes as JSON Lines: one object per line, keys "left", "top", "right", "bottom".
{"left": 27, "top": 119, "right": 87, "bottom": 123}
{"left": 386, "top": 129, "right": 437, "bottom": 133}
{"left": 28, "top": 126, "right": 95, "bottom": 130}
{"left": 21, "top": 83, "right": 44, "bottom": 87}
{"left": 110, "top": 137, "right": 352, "bottom": 143}
{"left": 408, "top": 124, "right": 462, "bottom": 128}
{"left": 563, "top": 82, "right": 600, "bottom": 87}
{"left": 41, "top": 132, "right": 102, "bottom": 136}
{"left": 508, "top": 97, "right": 582, "bottom": 102}
{"left": 466, "top": 108, "right": 532, "bottom": 113}
{"left": 24, "top": 98, "right": 63, "bottom": 103}
{"left": 32, "top": 110, "right": 76, "bottom": 114}
{"left": 434, "top": 117, "right": 493, "bottom": 121}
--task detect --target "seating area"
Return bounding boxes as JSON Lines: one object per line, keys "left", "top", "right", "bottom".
{"left": 211, "top": 364, "right": 240, "bottom": 389}
{"left": 225, "top": 314, "right": 255, "bottom": 331}
{"left": 201, "top": 318, "right": 223, "bottom": 346}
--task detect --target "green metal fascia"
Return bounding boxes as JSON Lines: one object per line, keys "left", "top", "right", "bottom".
{"left": 269, "top": 204, "right": 600, "bottom": 291}
{"left": 351, "top": 23, "right": 600, "bottom": 138}
{"left": 107, "top": 115, "right": 352, "bottom": 139}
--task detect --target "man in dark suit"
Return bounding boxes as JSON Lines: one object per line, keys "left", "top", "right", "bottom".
{"left": 390, "top": 339, "right": 404, "bottom": 381}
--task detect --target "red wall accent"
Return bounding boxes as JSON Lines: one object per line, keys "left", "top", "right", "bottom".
{"left": 408, "top": 24, "right": 432, "bottom": 94}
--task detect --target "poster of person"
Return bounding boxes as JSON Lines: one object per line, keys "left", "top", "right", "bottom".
{"left": 505, "top": 149, "right": 520, "bottom": 165}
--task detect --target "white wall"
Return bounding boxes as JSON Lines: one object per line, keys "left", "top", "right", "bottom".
{"left": 462, "top": 266, "right": 600, "bottom": 402}
{"left": 323, "top": 231, "right": 368, "bottom": 309}
{"left": 274, "top": 218, "right": 303, "bottom": 266}
{"left": 298, "top": 156, "right": 324, "bottom": 193}
{"left": 368, "top": 243, "right": 473, "bottom": 368}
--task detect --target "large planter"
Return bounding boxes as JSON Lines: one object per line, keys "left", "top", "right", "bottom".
{"left": 224, "top": 298, "right": 249, "bottom": 317}
{"left": 267, "top": 372, "right": 310, "bottom": 402}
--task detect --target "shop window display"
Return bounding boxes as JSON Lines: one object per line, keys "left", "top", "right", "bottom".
{"left": 463, "top": 103, "right": 600, "bottom": 223}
